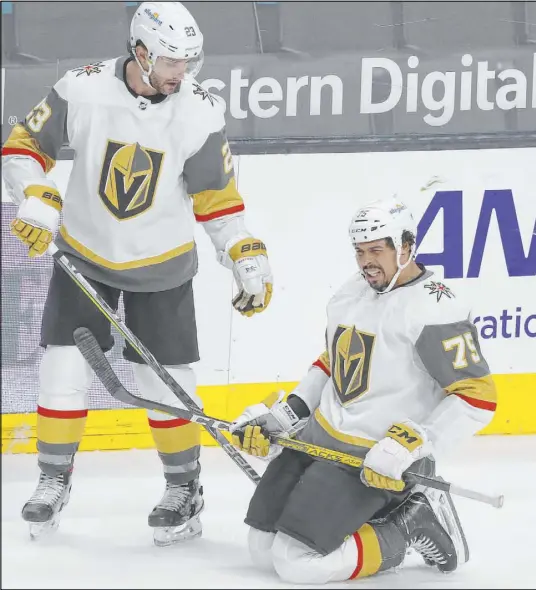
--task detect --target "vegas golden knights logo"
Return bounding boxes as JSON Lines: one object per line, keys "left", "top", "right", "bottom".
{"left": 331, "top": 325, "right": 376, "bottom": 405}
{"left": 98, "top": 141, "right": 164, "bottom": 220}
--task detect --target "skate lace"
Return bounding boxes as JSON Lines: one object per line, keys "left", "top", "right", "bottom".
{"left": 28, "top": 474, "right": 65, "bottom": 507}
{"left": 412, "top": 534, "right": 447, "bottom": 565}
{"left": 158, "top": 484, "right": 192, "bottom": 513}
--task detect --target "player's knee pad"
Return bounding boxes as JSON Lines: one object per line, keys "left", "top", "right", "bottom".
{"left": 271, "top": 531, "right": 356, "bottom": 584}
{"left": 248, "top": 528, "right": 276, "bottom": 573}
{"left": 132, "top": 363, "right": 202, "bottom": 420}
{"left": 38, "top": 345, "right": 93, "bottom": 410}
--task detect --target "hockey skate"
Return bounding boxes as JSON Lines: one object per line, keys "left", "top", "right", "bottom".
{"left": 392, "top": 486, "right": 469, "bottom": 573}
{"left": 148, "top": 478, "right": 204, "bottom": 547}
{"left": 21, "top": 471, "right": 72, "bottom": 540}
{"left": 417, "top": 481, "right": 470, "bottom": 569}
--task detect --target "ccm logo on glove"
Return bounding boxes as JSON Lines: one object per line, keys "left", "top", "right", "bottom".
{"left": 386, "top": 423, "right": 423, "bottom": 452}
{"left": 361, "top": 420, "right": 428, "bottom": 492}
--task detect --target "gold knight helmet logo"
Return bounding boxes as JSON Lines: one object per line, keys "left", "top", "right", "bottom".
{"left": 331, "top": 325, "right": 376, "bottom": 405}
{"left": 98, "top": 141, "right": 164, "bottom": 220}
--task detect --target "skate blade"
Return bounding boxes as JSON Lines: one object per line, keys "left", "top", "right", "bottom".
{"left": 420, "top": 485, "right": 469, "bottom": 568}
{"left": 437, "top": 489, "right": 469, "bottom": 565}
{"left": 29, "top": 515, "right": 61, "bottom": 541}
{"left": 153, "top": 515, "right": 202, "bottom": 547}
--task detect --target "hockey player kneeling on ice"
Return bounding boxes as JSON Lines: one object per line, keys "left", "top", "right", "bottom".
{"left": 2, "top": 2, "right": 272, "bottom": 545}
{"left": 230, "top": 196, "right": 497, "bottom": 584}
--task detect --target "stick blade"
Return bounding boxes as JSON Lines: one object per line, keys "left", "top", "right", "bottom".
{"left": 73, "top": 327, "right": 124, "bottom": 397}
{"left": 73, "top": 327, "right": 172, "bottom": 410}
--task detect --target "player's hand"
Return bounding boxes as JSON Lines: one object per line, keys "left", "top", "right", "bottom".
{"left": 230, "top": 391, "right": 299, "bottom": 458}
{"left": 10, "top": 185, "right": 62, "bottom": 258}
{"left": 228, "top": 237, "right": 273, "bottom": 317}
{"left": 361, "top": 421, "right": 429, "bottom": 492}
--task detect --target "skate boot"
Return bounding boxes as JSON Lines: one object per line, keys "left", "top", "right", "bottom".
{"left": 148, "top": 478, "right": 204, "bottom": 547}
{"left": 21, "top": 471, "right": 72, "bottom": 540}
{"left": 392, "top": 487, "right": 469, "bottom": 573}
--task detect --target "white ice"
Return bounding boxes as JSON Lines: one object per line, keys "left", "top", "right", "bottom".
{"left": 2, "top": 435, "right": 536, "bottom": 589}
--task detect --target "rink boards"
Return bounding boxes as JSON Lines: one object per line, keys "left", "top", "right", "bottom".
{"left": 2, "top": 373, "right": 536, "bottom": 453}
{"left": 2, "top": 149, "right": 535, "bottom": 452}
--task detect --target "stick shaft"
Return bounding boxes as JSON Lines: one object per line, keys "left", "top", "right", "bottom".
{"left": 51, "top": 245, "right": 261, "bottom": 484}
{"left": 71, "top": 303, "right": 503, "bottom": 509}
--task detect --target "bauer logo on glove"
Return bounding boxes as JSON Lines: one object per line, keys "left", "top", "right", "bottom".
{"left": 10, "top": 184, "right": 62, "bottom": 258}
{"left": 222, "top": 235, "right": 273, "bottom": 317}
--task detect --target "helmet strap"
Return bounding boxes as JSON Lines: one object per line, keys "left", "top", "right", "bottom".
{"left": 134, "top": 54, "right": 157, "bottom": 91}
{"left": 378, "top": 242, "right": 416, "bottom": 295}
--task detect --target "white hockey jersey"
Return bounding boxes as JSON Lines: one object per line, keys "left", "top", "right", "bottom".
{"left": 293, "top": 267, "right": 497, "bottom": 460}
{"left": 2, "top": 57, "right": 247, "bottom": 291}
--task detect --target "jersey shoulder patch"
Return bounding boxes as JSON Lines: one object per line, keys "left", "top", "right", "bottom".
{"left": 422, "top": 279, "right": 456, "bottom": 303}
{"left": 69, "top": 61, "right": 108, "bottom": 78}
{"left": 191, "top": 82, "right": 218, "bottom": 106}
{"left": 58, "top": 58, "right": 117, "bottom": 102}
{"left": 415, "top": 277, "right": 471, "bottom": 328}
{"left": 178, "top": 81, "right": 226, "bottom": 138}
{"left": 186, "top": 81, "right": 226, "bottom": 116}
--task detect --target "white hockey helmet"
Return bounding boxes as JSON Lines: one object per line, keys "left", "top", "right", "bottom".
{"left": 129, "top": 1, "right": 204, "bottom": 78}
{"left": 349, "top": 196, "right": 418, "bottom": 293}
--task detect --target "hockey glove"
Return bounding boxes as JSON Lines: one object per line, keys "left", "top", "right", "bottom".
{"left": 225, "top": 236, "right": 273, "bottom": 317}
{"left": 230, "top": 391, "right": 301, "bottom": 458}
{"left": 362, "top": 420, "right": 430, "bottom": 492}
{"left": 11, "top": 185, "right": 62, "bottom": 257}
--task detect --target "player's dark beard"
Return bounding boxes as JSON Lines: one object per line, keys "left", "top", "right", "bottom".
{"left": 363, "top": 265, "right": 389, "bottom": 292}
{"left": 372, "top": 282, "right": 388, "bottom": 292}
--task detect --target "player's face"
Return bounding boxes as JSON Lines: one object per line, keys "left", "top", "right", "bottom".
{"left": 150, "top": 57, "right": 189, "bottom": 94}
{"left": 355, "top": 239, "right": 398, "bottom": 292}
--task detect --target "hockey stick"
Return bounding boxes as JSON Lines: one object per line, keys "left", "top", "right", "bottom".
{"left": 73, "top": 327, "right": 232, "bottom": 428}
{"left": 73, "top": 326, "right": 505, "bottom": 509}
{"left": 48, "top": 244, "right": 261, "bottom": 485}
{"left": 270, "top": 438, "right": 505, "bottom": 509}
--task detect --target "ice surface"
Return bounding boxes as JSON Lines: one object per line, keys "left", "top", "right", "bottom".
{"left": 2, "top": 434, "right": 535, "bottom": 589}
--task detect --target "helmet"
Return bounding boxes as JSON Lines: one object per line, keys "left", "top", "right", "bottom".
{"left": 349, "top": 196, "right": 417, "bottom": 250}
{"left": 129, "top": 2, "right": 204, "bottom": 79}
{"left": 349, "top": 196, "right": 418, "bottom": 293}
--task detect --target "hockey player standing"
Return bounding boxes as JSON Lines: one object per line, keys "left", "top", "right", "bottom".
{"left": 2, "top": 2, "right": 272, "bottom": 545}
{"left": 231, "top": 197, "right": 496, "bottom": 583}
